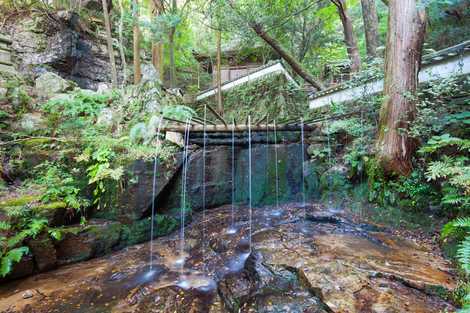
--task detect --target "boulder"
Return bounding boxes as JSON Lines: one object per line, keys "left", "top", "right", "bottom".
{"left": 55, "top": 220, "right": 122, "bottom": 265}
{"left": 0, "top": 254, "right": 34, "bottom": 283}
{"left": 96, "top": 107, "right": 120, "bottom": 129}
{"left": 98, "top": 155, "right": 183, "bottom": 222}
{"left": 141, "top": 63, "right": 159, "bottom": 84}
{"left": 15, "top": 112, "right": 46, "bottom": 133}
{"left": 35, "top": 72, "right": 72, "bottom": 99}
{"left": 27, "top": 233, "right": 57, "bottom": 271}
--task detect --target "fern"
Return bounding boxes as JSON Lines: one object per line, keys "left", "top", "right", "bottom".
{"left": 0, "top": 247, "right": 29, "bottom": 277}
{"left": 459, "top": 236, "right": 470, "bottom": 275}
{"left": 442, "top": 217, "right": 470, "bottom": 239}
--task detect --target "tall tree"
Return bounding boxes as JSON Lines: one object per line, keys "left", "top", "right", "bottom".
{"left": 151, "top": 0, "right": 164, "bottom": 81}
{"left": 250, "top": 23, "right": 324, "bottom": 90}
{"left": 133, "top": 0, "right": 141, "bottom": 84}
{"left": 169, "top": 0, "right": 177, "bottom": 87}
{"left": 360, "top": 0, "right": 380, "bottom": 58}
{"left": 226, "top": 0, "right": 324, "bottom": 90}
{"left": 331, "top": 0, "right": 362, "bottom": 72}
{"left": 101, "top": 0, "right": 118, "bottom": 88}
{"left": 376, "top": 0, "right": 426, "bottom": 176}
{"left": 118, "top": 0, "right": 128, "bottom": 86}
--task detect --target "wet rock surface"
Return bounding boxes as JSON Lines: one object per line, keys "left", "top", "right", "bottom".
{"left": 0, "top": 203, "right": 456, "bottom": 313}
{"left": 159, "top": 144, "right": 319, "bottom": 212}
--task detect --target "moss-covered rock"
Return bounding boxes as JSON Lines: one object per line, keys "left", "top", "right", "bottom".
{"left": 96, "top": 155, "right": 183, "bottom": 222}
{"left": 118, "top": 214, "right": 178, "bottom": 248}
{"left": 158, "top": 143, "right": 319, "bottom": 213}
{"left": 27, "top": 233, "right": 57, "bottom": 271}
{"left": 55, "top": 220, "right": 122, "bottom": 265}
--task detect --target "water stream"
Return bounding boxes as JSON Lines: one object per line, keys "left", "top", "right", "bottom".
{"left": 149, "top": 118, "right": 163, "bottom": 271}
{"left": 273, "top": 120, "right": 280, "bottom": 216}
{"left": 178, "top": 118, "right": 192, "bottom": 268}
{"left": 326, "top": 119, "right": 335, "bottom": 212}
{"left": 248, "top": 116, "right": 253, "bottom": 252}
{"left": 202, "top": 105, "right": 207, "bottom": 269}
{"left": 227, "top": 120, "right": 237, "bottom": 234}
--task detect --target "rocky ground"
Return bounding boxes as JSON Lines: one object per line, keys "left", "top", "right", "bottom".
{"left": 0, "top": 202, "right": 456, "bottom": 313}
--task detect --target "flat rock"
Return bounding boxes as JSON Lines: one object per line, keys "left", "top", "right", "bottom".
{"left": 0, "top": 203, "right": 456, "bottom": 313}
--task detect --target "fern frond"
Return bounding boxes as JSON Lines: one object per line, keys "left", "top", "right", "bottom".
{"left": 458, "top": 235, "right": 470, "bottom": 275}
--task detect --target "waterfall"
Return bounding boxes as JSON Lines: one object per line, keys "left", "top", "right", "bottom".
{"left": 149, "top": 118, "right": 163, "bottom": 271}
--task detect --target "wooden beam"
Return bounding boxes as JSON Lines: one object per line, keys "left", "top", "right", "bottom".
{"left": 161, "top": 123, "right": 317, "bottom": 132}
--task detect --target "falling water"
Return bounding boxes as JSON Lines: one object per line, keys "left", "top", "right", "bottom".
{"left": 300, "top": 118, "right": 306, "bottom": 208}
{"left": 248, "top": 116, "right": 253, "bottom": 252}
{"left": 326, "top": 121, "right": 334, "bottom": 211}
{"left": 179, "top": 118, "right": 191, "bottom": 267}
{"left": 273, "top": 120, "right": 280, "bottom": 215}
{"left": 202, "top": 105, "right": 207, "bottom": 269}
{"left": 227, "top": 120, "right": 237, "bottom": 234}
{"left": 265, "top": 118, "right": 269, "bottom": 218}
{"left": 149, "top": 118, "right": 163, "bottom": 271}
{"left": 300, "top": 118, "right": 307, "bottom": 236}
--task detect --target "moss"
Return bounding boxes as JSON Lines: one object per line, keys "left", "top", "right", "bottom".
{"left": 21, "top": 138, "right": 53, "bottom": 147}
{"left": 0, "top": 195, "right": 40, "bottom": 208}
{"left": 424, "top": 284, "right": 452, "bottom": 301}
{"left": 35, "top": 201, "right": 67, "bottom": 211}
{"left": 85, "top": 222, "right": 122, "bottom": 255}
{"left": 118, "top": 214, "right": 178, "bottom": 247}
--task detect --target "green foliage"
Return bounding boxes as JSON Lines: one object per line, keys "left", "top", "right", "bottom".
{"left": 0, "top": 203, "right": 61, "bottom": 277}
{"left": 442, "top": 217, "right": 470, "bottom": 310}
{"left": 0, "top": 247, "right": 29, "bottom": 277}
{"left": 200, "top": 74, "right": 307, "bottom": 122}
{"left": 33, "top": 162, "right": 89, "bottom": 210}
{"left": 3, "top": 78, "right": 31, "bottom": 112}
{"left": 419, "top": 134, "right": 470, "bottom": 154}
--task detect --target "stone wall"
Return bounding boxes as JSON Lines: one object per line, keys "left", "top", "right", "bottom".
{"left": 0, "top": 34, "right": 15, "bottom": 75}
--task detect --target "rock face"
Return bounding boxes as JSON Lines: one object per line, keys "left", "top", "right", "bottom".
{"left": 158, "top": 143, "right": 319, "bottom": 213}
{"left": 0, "top": 203, "right": 456, "bottom": 313}
{"left": 4, "top": 13, "right": 120, "bottom": 90}
{"left": 100, "top": 154, "right": 183, "bottom": 222}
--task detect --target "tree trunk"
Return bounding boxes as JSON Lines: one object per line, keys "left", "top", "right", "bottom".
{"left": 376, "top": 0, "right": 426, "bottom": 176}
{"left": 331, "top": 0, "right": 361, "bottom": 72}
{"left": 361, "top": 0, "right": 379, "bottom": 58}
{"left": 168, "top": 0, "right": 177, "bottom": 88}
{"left": 250, "top": 23, "right": 324, "bottom": 90}
{"left": 118, "top": 0, "right": 128, "bottom": 86}
{"left": 151, "top": 0, "right": 164, "bottom": 80}
{"left": 216, "top": 30, "right": 223, "bottom": 115}
{"left": 133, "top": 0, "right": 141, "bottom": 84}
{"left": 101, "top": 0, "right": 118, "bottom": 88}
{"left": 168, "top": 27, "right": 176, "bottom": 87}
